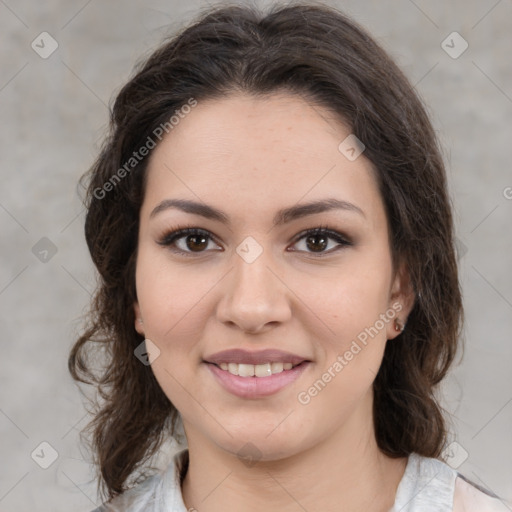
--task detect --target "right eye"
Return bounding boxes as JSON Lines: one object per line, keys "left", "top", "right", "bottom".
{"left": 157, "top": 227, "right": 222, "bottom": 256}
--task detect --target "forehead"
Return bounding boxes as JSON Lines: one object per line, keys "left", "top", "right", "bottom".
{"left": 142, "top": 92, "right": 385, "bottom": 229}
{"left": 153, "top": 92, "right": 350, "bottom": 162}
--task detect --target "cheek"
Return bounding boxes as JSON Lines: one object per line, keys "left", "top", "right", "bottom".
{"left": 297, "top": 268, "right": 393, "bottom": 420}
{"left": 136, "top": 240, "right": 394, "bottom": 346}
{"left": 135, "top": 251, "right": 210, "bottom": 409}
{"left": 319, "top": 254, "right": 393, "bottom": 337}
{"left": 135, "top": 248, "right": 213, "bottom": 342}
{"left": 306, "top": 254, "right": 394, "bottom": 399}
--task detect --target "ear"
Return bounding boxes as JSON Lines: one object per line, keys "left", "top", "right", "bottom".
{"left": 134, "top": 301, "right": 145, "bottom": 336}
{"left": 386, "top": 261, "right": 415, "bottom": 340}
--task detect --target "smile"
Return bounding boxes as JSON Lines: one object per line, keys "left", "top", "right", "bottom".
{"left": 205, "top": 360, "right": 310, "bottom": 399}
{"left": 216, "top": 361, "right": 300, "bottom": 377}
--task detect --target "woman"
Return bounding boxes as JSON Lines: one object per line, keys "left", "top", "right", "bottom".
{"left": 69, "top": 3, "right": 508, "bottom": 511}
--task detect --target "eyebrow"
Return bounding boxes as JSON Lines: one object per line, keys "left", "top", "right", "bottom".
{"left": 149, "top": 197, "right": 365, "bottom": 226}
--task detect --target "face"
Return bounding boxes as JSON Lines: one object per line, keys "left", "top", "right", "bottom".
{"left": 134, "top": 92, "right": 413, "bottom": 461}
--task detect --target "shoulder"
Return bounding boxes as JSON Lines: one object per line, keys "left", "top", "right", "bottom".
{"left": 87, "top": 447, "right": 189, "bottom": 512}
{"left": 392, "top": 452, "right": 511, "bottom": 512}
{"left": 452, "top": 475, "right": 511, "bottom": 512}
{"left": 88, "top": 471, "right": 166, "bottom": 512}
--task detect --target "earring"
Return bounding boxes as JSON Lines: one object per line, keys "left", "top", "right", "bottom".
{"left": 137, "top": 318, "right": 143, "bottom": 325}
{"left": 394, "top": 318, "right": 405, "bottom": 332}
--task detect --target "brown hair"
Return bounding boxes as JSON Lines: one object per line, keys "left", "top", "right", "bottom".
{"left": 69, "top": 1, "right": 464, "bottom": 502}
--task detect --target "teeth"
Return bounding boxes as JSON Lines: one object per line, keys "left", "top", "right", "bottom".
{"left": 217, "top": 361, "right": 300, "bottom": 377}
{"left": 271, "top": 362, "right": 283, "bottom": 374}
{"left": 238, "top": 363, "right": 255, "bottom": 377}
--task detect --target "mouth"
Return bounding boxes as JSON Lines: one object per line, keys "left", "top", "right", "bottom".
{"left": 204, "top": 360, "right": 312, "bottom": 399}
{"left": 206, "top": 360, "right": 306, "bottom": 378}
{"left": 203, "top": 349, "right": 312, "bottom": 398}
{"left": 203, "top": 348, "right": 311, "bottom": 378}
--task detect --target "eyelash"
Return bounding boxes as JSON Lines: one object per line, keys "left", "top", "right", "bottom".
{"left": 157, "top": 224, "right": 353, "bottom": 258}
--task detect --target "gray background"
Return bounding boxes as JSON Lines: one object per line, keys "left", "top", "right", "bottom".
{"left": 1, "top": 0, "right": 511, "bottom": 510}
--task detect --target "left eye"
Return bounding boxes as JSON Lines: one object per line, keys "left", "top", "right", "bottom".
{"left": 158, "top": 227, "right": 352, "bottom": 257}
{"left": 290, "top": 228, "right": 352, "bottom": 255}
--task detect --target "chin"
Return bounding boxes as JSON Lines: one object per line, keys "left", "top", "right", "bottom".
{"left": 222, "top": 438, "right": 301, "bottom": 464}
{"left": 210, "top": 421, "right": 312, "bottom": 463}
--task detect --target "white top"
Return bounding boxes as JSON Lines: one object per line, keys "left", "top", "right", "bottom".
{"left": 90, "top": 448, "right": 510, "bottom": 511}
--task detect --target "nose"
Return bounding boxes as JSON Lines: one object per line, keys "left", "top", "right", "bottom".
{"left": 215, "top": 244, "right": 292, "bottom": 334}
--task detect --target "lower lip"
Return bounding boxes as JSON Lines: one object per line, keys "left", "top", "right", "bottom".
{"left": 205, "top": 362, "right": 310, "bottom": 399}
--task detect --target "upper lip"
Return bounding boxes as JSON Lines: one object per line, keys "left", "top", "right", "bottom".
{"left": 204, "top": 349, "right": 309, "bottom": 366}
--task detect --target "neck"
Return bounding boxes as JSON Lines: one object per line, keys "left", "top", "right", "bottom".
{"left": 181, "top": 390, "right": 407, "bottom": 512}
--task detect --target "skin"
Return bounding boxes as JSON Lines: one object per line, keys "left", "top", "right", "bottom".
{"left": 133, "top": 92, "right": 415, "bottom": 512}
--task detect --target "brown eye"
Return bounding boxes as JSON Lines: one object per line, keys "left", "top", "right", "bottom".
{"left": 183, "top": 233, "right": 209, "bottom": 252}
{"left": 290, "top": 227, "right": 352, "bottom": 256}
{"left": 158, "top": 227, "right": 222, "bottom": 256}
{"left": 158, "top": 226, "right": 352, "bottom": 258}
{"left": 304, "top": 232, "right": 329, "bottom": 252}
